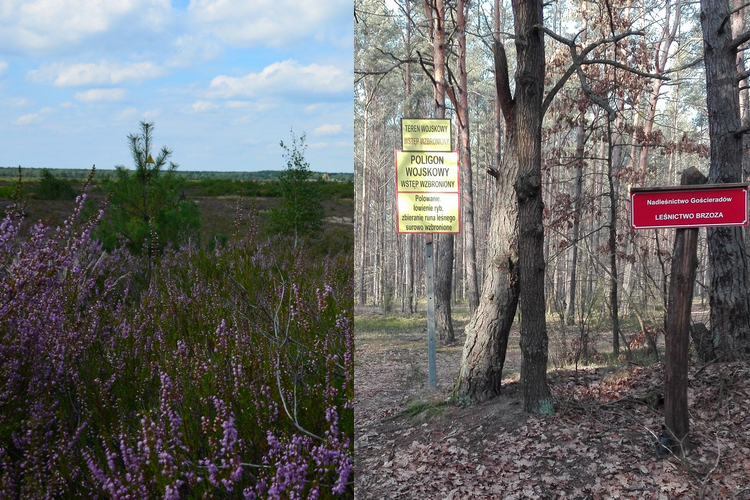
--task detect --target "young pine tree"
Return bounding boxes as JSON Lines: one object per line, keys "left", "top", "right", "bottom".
{"left": 99, "top": 121, "right": 200, "bottom": 255}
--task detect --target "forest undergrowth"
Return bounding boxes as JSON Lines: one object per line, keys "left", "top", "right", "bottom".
{"left": 354, "top": 311, "right": 750, "bottom": 499}
{"left": 0, "top": 180, "right": 353, "bottom": 498}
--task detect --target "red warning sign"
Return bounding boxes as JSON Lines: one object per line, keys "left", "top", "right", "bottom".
{"left": 630, "top": 184, "right": 749, "bottom": 230}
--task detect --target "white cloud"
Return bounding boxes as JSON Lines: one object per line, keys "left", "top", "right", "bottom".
{"left": 225, "top": 100, "right": 251, "bottom": 109}
{"left": 6, "top": 97, "right": 30, "bottom": 107}
{"left": 15, "top": 106, "right": 55, "bottom": 125}
{"left": 28, "top": 61, "right": 166, "bottom": 87}
{"left": 187, "top": 0, "right": 350, "bottom": 48}
{"left": 166, "top": 35, "right": 222, "bottom": 68}
{"left": 208, "top": 59, "right": 349, "bottom": 99}
{"left": 15, "top": 114, "right": 40, "bottom": 125}
{"left": 119, "top": 107, "right": 140, "bottom": 120}
{"left": 304, "top": 103, "right": 323, "bottom": 113}
{"left": 0, "top": 0, "right": 173, "bottom": 55}
{"left": 307, "top": 142, "right": 327, "bottom": 148}
{"left": 117, "top": 107, "right": 161, "bottom": 122}
{"left": 190, "top": 100, "right": 218, "bottom": 113}
{"left": 313, "top": 124, "right": 342, "bottom": 135}
{"left": 143, "top": 109, "right": 161, "bottom": 119}
{"left": 0, "top": 61, "right": 7, "bottom": 76}
{"left": 75, "top": 88, "right": 127, "bottom": 102}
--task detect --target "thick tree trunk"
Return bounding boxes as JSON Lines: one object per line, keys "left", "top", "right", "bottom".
{"left": 456, "top": 0, "right": 552, "bottom": 411}
{"left": 458, "top": 0, "right": 480, "bottom": 314}
{"left": 513, "top": 0, "right": 552, "bottom": 414}
{"left": 700, "top": 0, "right": 750, "bottom": 361}
{"left": 455, "top": 129, "right": 519, "bottom": 401}
{"left": 455, "top": 3, "right": 519, "bottom": 400}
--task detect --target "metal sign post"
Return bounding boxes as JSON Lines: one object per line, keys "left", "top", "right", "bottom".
{"left": 425, "top": 235, "right": 436, "bottom": 388}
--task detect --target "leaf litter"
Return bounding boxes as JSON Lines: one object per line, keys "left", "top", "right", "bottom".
{"left": 355, "top": 314, "right": 750, "bottom": 499}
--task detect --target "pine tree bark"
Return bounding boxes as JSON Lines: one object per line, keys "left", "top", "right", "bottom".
{"left": 457, "top": 0, "right": 552, "bottom": 412}
{"left": 358, "top": 89, "right": 371, "bottom": 306}
{"left": 455, "top": 98, "right": 519, "bottom": 401}
{"left": 455, "top": 4, "right": 519, "bottom": 399}
{"left": 458, "top": 0, "right": 480, "bottom": 314}
{"left": 513, "top": 0, "right": 552, "bottom": 414}
{"left": 404, "top": 0, "right": 415, "bottom": 314}
{"left": 700, "top": 0, "right": 750, "bottom": 361}
{"left": 430, "top": 0, "right": 455, "bottom": 343}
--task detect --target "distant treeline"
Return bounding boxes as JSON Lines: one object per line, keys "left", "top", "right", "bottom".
{"left": 0, "top": 167, "right": 354, "bottom": 200}
{"left": 187, "top": 178, "right": 354, "bottom": 199}
{"left": 0, "top": 166, "right": 353, "bottom": 183}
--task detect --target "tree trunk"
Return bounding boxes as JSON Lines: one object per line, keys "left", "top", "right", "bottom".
{"left": 455, "top": 120, "right": 519, "bottom": 402}
{"left": 566, "top": 88, "right": 586, "bottom": 325}
{"left": 431, "top": 0, "right": 455, "bottom": 343}
{"left": 607, "top": 118, "right": 621, "bottom": 360}
{"left": 455, "top": 0, "right": 553, "bottom": 411}
{"left": 358, "top": 91, "right": 371, "bottom": 306}
{"left": 700, "top": 0, "right": 750, "bottom": 361}
{"left": 637, "top": 0, "right": 680, "bottom": 180}
{"left": 404, "top": 0, "right": 415, "bottom": 314}
{"left": 458, "top": 0, "right": 480, "bottom": 314}
{"left": 455, "top": 5, "right": 519, "bottom": 400}
{"left": 513, "top": 0, "right": 552, "bottom": 414}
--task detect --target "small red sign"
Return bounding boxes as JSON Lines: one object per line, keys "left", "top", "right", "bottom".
{"left": 630, "top": 184, "right": 749, "bottom": 229}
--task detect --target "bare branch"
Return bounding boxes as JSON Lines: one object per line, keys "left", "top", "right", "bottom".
{"left": 576, "top": 65, "right": 616, "bottom": 122}
{"left": 494, "top": 40, "right": 514, "bottom": 125}
{"left": 737, "top": 68, "right": 750, "bottom": 83}
{"left": 662, "top": 54, "right": 704, "bottom": 75}
{"left": 417, "top": 50, "right": 440, "bottom": 89}
{"left": 355, "top": 59, "right": 420, "bottom": 83}
{"left": 538, "top": 24, "right": 646, "bottom": 117}
{"left": 729, "top": 28, "right": 750, "bottom": 51}
{"left": 734, "top": 123, "right": 750, "bottom": 137}
{"left": 581, "top": 59, "right": 670, "bottom": 81}
{"left": 720, "top": 1, "right": 750, "bottom": 33}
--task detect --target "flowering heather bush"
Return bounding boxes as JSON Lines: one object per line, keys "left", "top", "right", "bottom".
{"left": 0, "top": 181, "right": 353, "bottom": 498}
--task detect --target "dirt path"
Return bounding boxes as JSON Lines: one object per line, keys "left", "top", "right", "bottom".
{"left": 354, "top": 311, "right": 750, "bottom": 499}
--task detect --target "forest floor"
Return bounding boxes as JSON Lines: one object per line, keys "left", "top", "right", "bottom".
{"left": 354, "top": 309, "right": 750, "bottom": 499}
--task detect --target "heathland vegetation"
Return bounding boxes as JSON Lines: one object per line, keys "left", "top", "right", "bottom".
{"left": 0, "top": 123, "right": 353, "bottom": 498}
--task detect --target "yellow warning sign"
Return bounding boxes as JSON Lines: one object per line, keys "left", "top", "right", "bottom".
{"left": 396, "top": 151, "right": 458, "bottom": 192}
{"left": 397, "top": 192, "right": 460, "bottom": 233}
{"left": 401, "top": 118, "right": 452, "bottom": 152}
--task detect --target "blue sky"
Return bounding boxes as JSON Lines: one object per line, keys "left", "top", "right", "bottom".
{"left": 0, "top": 0, "right": 353, "bottom": 173}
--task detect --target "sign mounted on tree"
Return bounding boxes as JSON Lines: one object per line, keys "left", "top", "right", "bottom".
{"left": 630, "top": 183, "right": 749, "bottom": 230}
{"left": 395, "top": 151, "right": 460, "bottom": 234}
{"left": 401, "top": 118, "right": 452, "bottom": 152}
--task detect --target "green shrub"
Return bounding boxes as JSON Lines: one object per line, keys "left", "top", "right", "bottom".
{"left": 35, "top": 169, "right": 77, "bottom": 200}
